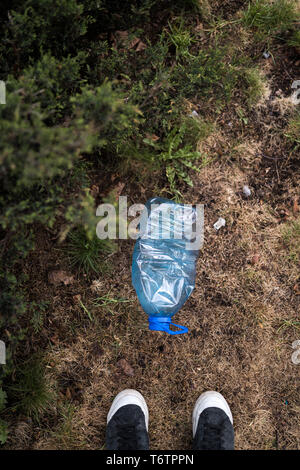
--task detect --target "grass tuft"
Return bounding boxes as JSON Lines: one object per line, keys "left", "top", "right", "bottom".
{"left": 7, "top": 357, "right": 53, "bottom": 419}
{"left": 66, "top": 228, "right": 115, "bottom": 275}
{"left": 285, "top": 111, "right": 300, "bottom": 148}
{"left": 282, "top": 216, "right": 300, "bottom": 261}
{"left": 243, "top": 0, "right": 298, "bottom": 36}
{"left": 51, "top": 404, "right": 85, "bottom": 449}
{"left": 287, "top": 29, "right": 300, "bottom": 48}
{"left": 241, "top": 67, "right": 266, "bottom": 106}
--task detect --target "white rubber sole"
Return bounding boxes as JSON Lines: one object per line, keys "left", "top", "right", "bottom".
{"left": 192, "top": 391, "right": 233, "bottom": 437}
{"left": 107, "top": 389, "right": 149, "bottom": 430}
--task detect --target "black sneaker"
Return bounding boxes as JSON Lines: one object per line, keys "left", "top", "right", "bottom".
{"left": 192, "top": 391, "right": 234, "bottom": 450}
{"left": 106, "top": 389, "right": 149, "bottom": 450}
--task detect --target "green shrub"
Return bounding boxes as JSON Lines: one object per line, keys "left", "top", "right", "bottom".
{"left": 0, "top": 77, "right": 90, "bottom": 246}
{"left": 1, "top": 0, "right": 94, "bottom": 73}
{"left": 171, "top": 46, "right": 238, "bottom": 104}
{"left": 89, "top": 29, "right": 239, "bottom": 143}
{"left": 0, "top": 0, "right": 205, "bottom": 78}
{"left": 22, "top": 52, "right": 87, "bottom": 121}
{"left": 72, "top": 83, "right": 141, "bottom": 155}
{"left": 0, "top": 54, "right": 139, "bottom": 443}
{"left": 0, "top": 71, "right": 138, "bottom": 240}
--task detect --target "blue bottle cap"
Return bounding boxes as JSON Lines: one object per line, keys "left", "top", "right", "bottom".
{"left": 148, "top": 316, "right": 188, "bottom": 335}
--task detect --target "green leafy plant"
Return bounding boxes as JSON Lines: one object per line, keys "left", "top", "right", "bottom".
{"left": 89, "top": 26, "right": 241, "bottom": 142}
{"left": 237, "top": 107, "right": 249, "bottom": 125}
{"left": 0, "top": 74, "right": 91, "bottom": 235}
{"left": 144, "top": 121, "right": 211, "bottom": 198}
{"left": 30, "top": 301, "right": 50, "bottom": 334}
{"left": 167, "top": 19, "right": 193, "bottom": 59}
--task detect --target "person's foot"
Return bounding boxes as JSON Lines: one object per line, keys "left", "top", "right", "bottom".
{"left": 192, "top": 391, "right": 234, "bottom": 450}
{"left": 106, "top": 389, "right": 149, "bottom": 450}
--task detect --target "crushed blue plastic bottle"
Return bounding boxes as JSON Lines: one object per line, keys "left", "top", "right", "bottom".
{"left": 132, "top": 197, "right": 199, "bottom": 335}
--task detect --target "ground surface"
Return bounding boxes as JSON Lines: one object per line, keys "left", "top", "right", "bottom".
{"left": 4, "top": 2, "right": 300, "bottom": 450}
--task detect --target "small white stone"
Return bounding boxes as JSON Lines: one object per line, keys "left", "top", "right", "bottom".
{"left": 243, "top": 185, "right": 251, "bottom": 197}
{"left": 213, "top": 217, "right": 226, "bottom": 231}
{"left": 189, "top": 110, "right": 199, "bottom": 117}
